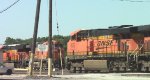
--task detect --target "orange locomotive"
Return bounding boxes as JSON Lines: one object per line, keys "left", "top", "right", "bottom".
{"left": 35, "top": 41, "right": 64, "bottom": 69}
{"left": 66, "top": 25, "right": 150, "bottom": 72}
{"left": 2, "top": 41, "right": 64, "bottom": 69}
{"left": 2, "top": 44, "right": 30, "bottom": 68}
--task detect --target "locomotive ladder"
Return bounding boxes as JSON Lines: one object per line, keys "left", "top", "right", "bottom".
{"left": 127, "top": 41, "right": 144, "bottom": 70}
{"left": 134, "top": 44, "right": 144, "bottom": 62}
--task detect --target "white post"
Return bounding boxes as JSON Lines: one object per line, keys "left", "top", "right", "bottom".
{"left": 59, "top": 47, "right": 63, "bottom": 75}
{"left": 48, "top": 58, "right": 52, "bottom": 76}
{"left": 39, "top": 51, "right": 43, "bottom": 75}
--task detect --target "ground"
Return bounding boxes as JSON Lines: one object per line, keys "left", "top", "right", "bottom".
{"left": 0, "top": 69, "right": 150, "bottom": 80}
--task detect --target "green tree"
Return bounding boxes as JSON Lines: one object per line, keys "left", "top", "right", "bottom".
{"left": 52, "top": 35, "right": 70, "bottom": 55}
{"left": 5, "top": 37, "right": 16, "bottom": 44}
{"left": 4, "top": 35, "right": 70, "bottom": 53}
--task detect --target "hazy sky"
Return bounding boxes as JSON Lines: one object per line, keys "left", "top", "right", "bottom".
{"left": 0, "top": 0, "right": 150, "bottom": 44}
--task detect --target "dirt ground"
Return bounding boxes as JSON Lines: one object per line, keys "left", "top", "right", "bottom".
{"left": 0, "top": 73, "right": 150, "bottom": 80}
{"left": 1, "top": 69, "right": 150, "bottom": 80}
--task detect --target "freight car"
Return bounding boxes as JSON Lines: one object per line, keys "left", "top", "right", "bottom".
{"left": 66, "top": 25, "right": 150, "bottom": 73}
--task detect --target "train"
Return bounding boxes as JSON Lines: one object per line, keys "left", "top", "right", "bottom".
{"left": 66, "top": 25, "right": 150, "bottom": 73}
{"left": 0, "top": 41, "right": 64, "bottom": 69}
{"left": 2, "top": 44, "right": 30, "bottom": 68}
{"left": 34, "top": 41, "right": 64, "bottom": 69}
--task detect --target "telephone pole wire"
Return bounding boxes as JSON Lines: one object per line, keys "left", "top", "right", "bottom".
{"left": 0, "top": 0, "right": 20, "bottom": 14}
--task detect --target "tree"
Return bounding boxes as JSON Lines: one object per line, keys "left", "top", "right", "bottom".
{"left": 5, "top": 37, "right": 32, "bottom": 45}
{"left": 5, "top": 37, "right": 16, "bottom": 45}
{"left": 52, "top": 35, "right": 70, "bottom": 55}
{"left": 4, "top": 35, "right": 70, "bottom": 54}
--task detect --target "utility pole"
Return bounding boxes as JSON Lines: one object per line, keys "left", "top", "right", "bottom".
{"left": 48, "top": 0, "right": 53, "bottom": 77}
{"left": 28, "top": 0, "right": 41, "bottom": 76}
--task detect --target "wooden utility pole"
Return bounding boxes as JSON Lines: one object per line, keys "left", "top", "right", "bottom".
{"left": 48, "top": 0, "right": 53, "bottom": 77}
{"left": 28, "top": 0, "right": 41, "bottom": 76}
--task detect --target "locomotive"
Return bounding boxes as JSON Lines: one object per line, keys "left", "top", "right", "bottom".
{"left": 1, "top": 41, "right": 64, "bottom": 69}
{"left": 34, "top": 41, "right": 64, "bottom": 69}
{"left": 66, "top": 25, "right": 150, "bottom": 73}
{"left": 2, "top": 44, "right": 30, "bottom": 68}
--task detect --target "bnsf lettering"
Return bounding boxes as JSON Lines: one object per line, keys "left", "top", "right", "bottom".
{"left": 97, "top": 40, "right": 113, "bottom": 46}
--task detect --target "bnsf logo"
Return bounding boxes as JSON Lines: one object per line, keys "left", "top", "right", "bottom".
{"left": 97, "top": 40, "right": 113, "bottom": 46}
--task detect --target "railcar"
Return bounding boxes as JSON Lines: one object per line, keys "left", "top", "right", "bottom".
{"left": 66, "top": 25, "right": 150, "bottom": 73}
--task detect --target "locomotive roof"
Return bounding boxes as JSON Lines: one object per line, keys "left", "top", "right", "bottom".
{"left": 110, "top": 24, "right": 150, "bottom": 34}
{"left": 70, "top": 24, "right": 150, "bottom": 37}
{"left": 136, "top": 25, "right": 150, "bottom": 32}
{"left": 1, "top": 44, "right": 31, "bottom": 51}
{"left": 76, "top": 29, "right": 109, "bottom": 37}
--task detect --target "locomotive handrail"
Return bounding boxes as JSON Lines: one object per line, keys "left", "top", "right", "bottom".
{"left": 131, "top": 40, "right": 144, "bottom": 55}
{"left": 131, "top": 45, "right": 139, "bottom": 54}
{"left": 135, "top": 44, "right": 144, "bottom": 55}
{"left": 135, "top": 43, "right": 144, "bottom": 65}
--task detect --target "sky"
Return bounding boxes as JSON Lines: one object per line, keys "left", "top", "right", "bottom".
{"left": 0, "top": 0, "right": 150, "bottom": 44}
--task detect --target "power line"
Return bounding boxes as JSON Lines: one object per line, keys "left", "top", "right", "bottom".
{"left": 119, "top": 0, "right": 150, "bottom": 2}
{"left": 55, "top": 0, "right": 59, "bottom": 35}
{"left": 0, "top": 0, "right": 21, "bottom": 14}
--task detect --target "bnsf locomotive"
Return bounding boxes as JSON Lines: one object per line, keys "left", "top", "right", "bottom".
{"left": 66, "top": 25, "right": 150, "bottom": 73}
{"left": 34, "top": 41, "right": 64, "bottom": 69}
{"left": 1, "top": 41, "right": 64, "bottom": 69}
{"left": 2, "top": 44, "right": 30, "bottom": 68}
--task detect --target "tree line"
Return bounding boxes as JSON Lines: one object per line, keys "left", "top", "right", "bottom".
{"left": 4, "top": 35, "right": 70, "bottom": 53}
